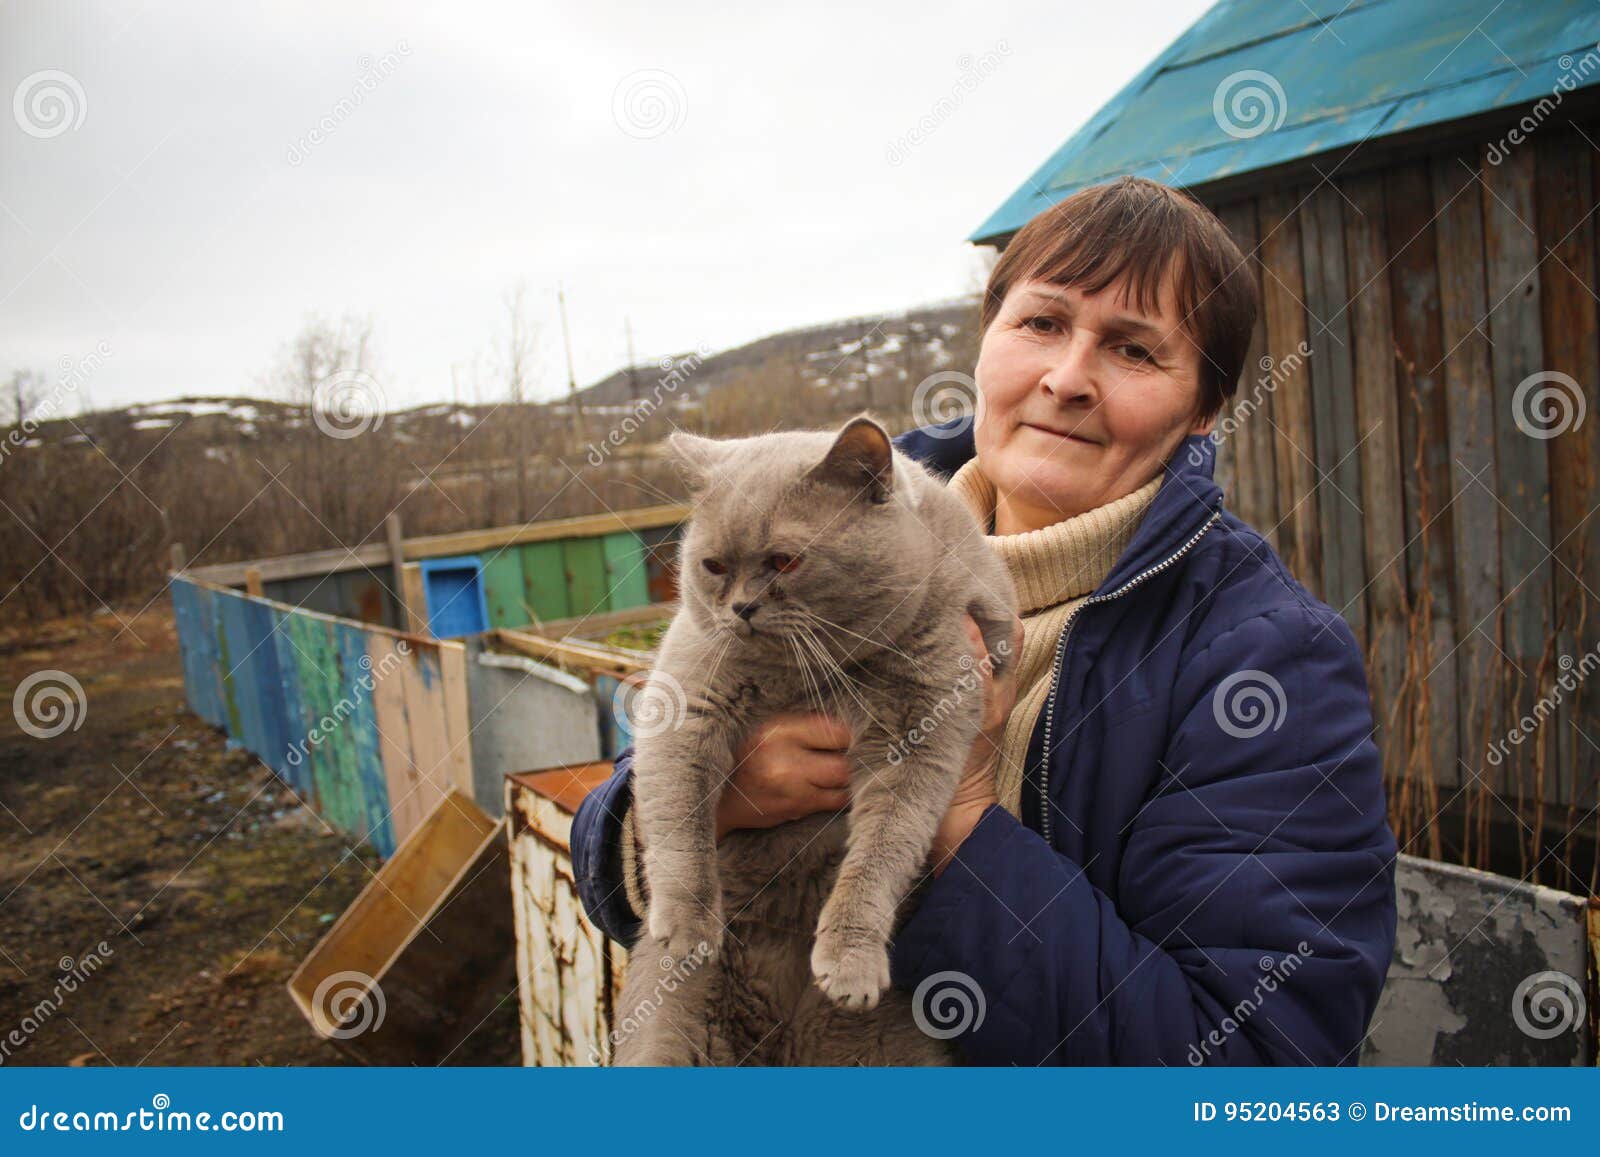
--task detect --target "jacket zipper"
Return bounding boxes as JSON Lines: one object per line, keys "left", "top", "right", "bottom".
{"left": 1036, "top": 508, "right": 1223, "bottom": 844}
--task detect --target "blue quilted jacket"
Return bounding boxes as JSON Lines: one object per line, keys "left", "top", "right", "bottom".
{"left": 571, "top": 423, "right": 1397, "bottom": 1065}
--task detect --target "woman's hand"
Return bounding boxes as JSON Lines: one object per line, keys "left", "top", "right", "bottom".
{"left": 930, "top": 614, "right": 1024, "bottom": 875}
{"left": 714, "top": 713, "right": 854, "bottom": 841}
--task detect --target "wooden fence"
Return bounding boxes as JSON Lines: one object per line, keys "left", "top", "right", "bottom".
{"left": 181, "top": 506, "right": 685, "bottom": 634}
{"left": 1204, "top": 122, "right": 1599, "bottom": 884}
{"left": 169, "top": 575, "right": 472, "bottom": 857}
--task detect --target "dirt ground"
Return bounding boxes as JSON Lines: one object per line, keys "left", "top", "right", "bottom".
{"left": 0, "top": 598, "right": 519, "bottom": 1066}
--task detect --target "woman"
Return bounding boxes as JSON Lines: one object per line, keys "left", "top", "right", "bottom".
{"left": 573, "top": 176, "right": 1398, "bottom": 1066}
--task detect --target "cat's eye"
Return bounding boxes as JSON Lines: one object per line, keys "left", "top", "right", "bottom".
{"left": 701, "top": 558, "right": 727, "bottom": 576}
{"left": 768, "top": 553, "right": 802, "bottom": 573}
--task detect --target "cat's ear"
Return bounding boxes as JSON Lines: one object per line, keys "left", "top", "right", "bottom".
{"left": 807, "top": 415, "right": 894, "bottom": 504}
{"left": 667, "top": 430, "right": 725, "bottom": 494}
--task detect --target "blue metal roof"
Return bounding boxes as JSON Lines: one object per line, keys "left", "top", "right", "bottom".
{"left": 973, "top": 0, "right": 1600, "bottom": 243}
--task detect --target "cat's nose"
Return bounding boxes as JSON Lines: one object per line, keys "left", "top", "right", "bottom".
{"left": 731, "top": 601, "right": 758, "bottom": 621}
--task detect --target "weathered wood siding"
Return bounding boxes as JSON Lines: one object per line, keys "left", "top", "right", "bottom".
{"left": 169, "top": 575, "right": 473, "bottom": 856}
{"left": 1205, "top": 123, "right": 1600, "bottom": 881}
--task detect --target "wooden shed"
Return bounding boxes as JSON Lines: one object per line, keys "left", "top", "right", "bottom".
{"left": 974, "top": 0, "right": 1600, "bottom": 885}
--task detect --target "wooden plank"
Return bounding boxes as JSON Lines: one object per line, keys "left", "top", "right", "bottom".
{"left": 1481, "top": 141, "right": 1555, "bottom": 814}
{"left": 271, "top": 605, "right": 317, "bottom": 805}
{"left": 480, "top": 547, "right": 528, "bottom": 629}
{"left": 395, "top": 645, "right": 457, "bottom": 843}
{"left": 214, "top": 592, "right": 253, "bottom": 745}
{"left": 337, "top": 621, "right": 396, "bottom": 856}
{"left": 169, "top": 579, "right": 225, "bottom": 730}
{"left": 244, "top": 567, "right": 264, "bottom": 598}
{"left": 1431, "top": 149, "right": 1504, "bottom": 805}
{"left": 404, "top": 504, "right": 687, "bottom": 561}
{"left": 1300, "top": 183, "right": 1366, "bottom": 631}
{"left": 400, "top": 563, "right": 430, "bottom": 636}
{"left": 243, "top": 597, "right": 292, "bottom": 777}
{"left": 520, "top": 541, "right": 571, "bottom": 623}
{"left": 438, "top": 640, "right": 475, "bottom": 802}
{"left": 286, "top": 611, "right": 364, "bottom": 841}
{"left": 369, "top": 632, "right": 424, "bottom": 847}
{"left": 1211, "top": 198, "right": 1279, "bottom": 541}
{"left": 1384, "top": 158, "right": 1462, "bottom": 823}
{"left": 562, "top": 537, "right": 610, "bottom": 621}
{"left": 385, "top": 511, "right": 407, "bottom": 627}
{"left": 187, "top": 540, "right": 391, "bottom": 588}
{"left": 490, "top": 628, "right": 649, "bottom": 680}
{"left": 601, "top": 532, "right": 651, "bottom": 612}
{"left": 1537, "top": 127, "right": 1599, "bottom": 826}
{"left": 1342, "top": 171, "right": 1409, "bottom": 803}
{"left": 286, "top": 790, "right": 512, "bottom": 1063}
{"left": 1257, "top": 188, "right": 1321, "bottom": 591}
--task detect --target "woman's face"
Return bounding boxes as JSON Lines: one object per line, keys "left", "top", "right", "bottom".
{"left": 974, "top": 274, "right": 1215, "bottom": 534}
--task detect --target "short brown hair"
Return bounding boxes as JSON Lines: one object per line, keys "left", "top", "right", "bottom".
{"left": 980, "top": 176, "right": 1258, "bottom": 419}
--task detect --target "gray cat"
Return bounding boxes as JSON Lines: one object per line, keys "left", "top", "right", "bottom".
{"left": 615, "top": 416, "right": 1017, "bottom": 1066}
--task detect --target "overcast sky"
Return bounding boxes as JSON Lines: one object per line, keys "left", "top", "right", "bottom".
{"left": 1, "top": 0, "right": 1215, "bottom": 412}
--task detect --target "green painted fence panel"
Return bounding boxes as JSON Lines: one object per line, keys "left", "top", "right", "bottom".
{"left": 562, "top": 537, "right": 609, "bottom": 621}
{"left": 481, "top": 549, "right": 527, "bottom": 628}
{"left": 519, "top": 541, "right": 570, "bottom": 624}
{"left": 601, "top": 532, "right": 650, "bottom": 611}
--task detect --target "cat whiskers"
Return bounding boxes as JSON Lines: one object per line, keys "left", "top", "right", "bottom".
{"left": 791, "top": 618, "right": 895, "bottom": 735}
{"left": 784, "top": 632, "right": 829, "bottom": 719}
{"left": 792, "top": 606, "right": 920, "bottom": 668}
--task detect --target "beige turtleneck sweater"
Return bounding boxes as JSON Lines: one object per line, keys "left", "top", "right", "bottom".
{"left": 615, "top": 464, "right": 1162, "bottom": 916}
{"left": 945, "top": 461, "right": 1161, "bottom": 819}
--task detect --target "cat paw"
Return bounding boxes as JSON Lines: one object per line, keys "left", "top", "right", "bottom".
{"left": 646, "top": 897, "right": 724, "bottom": 966}
{"left": 810, "top": 931, "right": 890, "bottom": 1010}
